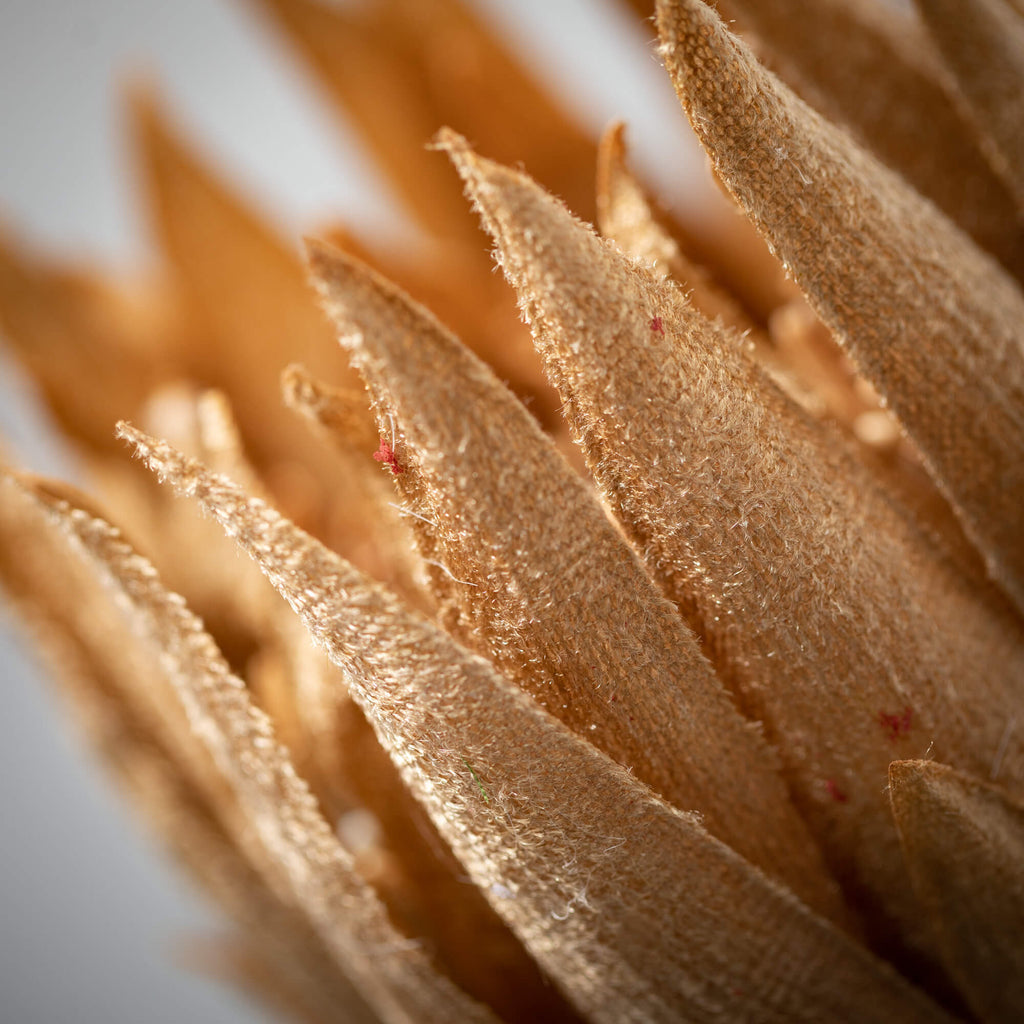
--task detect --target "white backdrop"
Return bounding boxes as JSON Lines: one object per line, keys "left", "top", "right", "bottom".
{"left": 0, "top": 2, "right": 703, "bottom": 1020}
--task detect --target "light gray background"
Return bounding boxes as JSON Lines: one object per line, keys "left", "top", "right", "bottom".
{"left": 0, "top": 2, "right": 702, "bottom": 1020}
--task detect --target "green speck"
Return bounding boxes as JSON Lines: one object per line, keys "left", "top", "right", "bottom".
{"left": 463, "top": 758, "right": 491, "bottom": 805}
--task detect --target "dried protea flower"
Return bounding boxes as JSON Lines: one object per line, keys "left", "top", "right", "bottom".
{"left": 2, "top": 0, "right": 1023, "bottom": 1021}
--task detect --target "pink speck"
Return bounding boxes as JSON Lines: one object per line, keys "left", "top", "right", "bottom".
{"left": 372, "top": 437, "right": 404, "bottom": 475}
{"left": 825, "top": 779, "right": 848, "bottom": 804}
{"left": 878, "top": 706, "right": 913, "bottom": 742}
{"left": 649, "top": 315, "right": 665, "bottom": 335}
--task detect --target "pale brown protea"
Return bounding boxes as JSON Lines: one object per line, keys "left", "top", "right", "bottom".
{"left": 1, "top": 0, "right": 1023, "bottom": 1021}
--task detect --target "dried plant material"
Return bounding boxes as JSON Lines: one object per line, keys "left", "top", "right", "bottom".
{"left": 889, "top": 759, "right": 1024, "bottom": 1023}
{"left": 281, "top": 365, "right": 431, "bottom": 611}
{"left": 0, "top": 230, "right": 177, "bottom": 453}
{"left": 914, "top": 0, "right": 1024, "bottom": 214}
{"left": 0, "top": 474, "right": 235, "bottom": 824}
{"left": 90, "top": 385, "right": 280, "bottom": 677}
{"left": 595, "top": 124, "right": 831, "bottom": 414}
{"left": 252, "top": 0, "right": 596, "bottom": 237}
{"left": 320, "top": 229, "right": 560, "bottom": 428}
{"left": 249, "top": 0, "right": 474, "bottom": 241}
{"left": 29, "top": 448, "right": 561, "bottom": 1024}
{"left": 121, "top": 426, "right": 952, "bottom": 1024}
{"left": 306, "top": 239, "right": 846, "bottom": 924}
{"left": 444, "top": 133, "right": 1024, "bottom": 970}
{"left": 758, "top": 304, "right": 983, "bottom": 576}
{"left": 656, "top": 0, "right": 1024, "bottom": 618}
{"left": 6, "top": 0, "right": 1024, "bottom": 1017}
{"left": 241, "top": 610, "right": 579, "bottom": 1024}
{"left": 767, "top": 301, "right": 888, "bottom": 439}
{"left": 192, "top": 389, "right": 266, "bottom": 495}
{"left": 596, "top": 122, "right": 759, "bottom": 337}
{"left": 130, "top": 90, "right": 361, "bottom": 497}
{"left": 0, "top": 475, "right": 380, "bottom": 1024}
{"left": 282, "top": 364, "right": 380, "bottom": 455}
{"left": 112, "top": 744, "right": 386, "bottom": 1024}
{"left": 17, "top": 479, "right": 500, "bottom": 1024}
{"left": 698, "top": 0, "right": 1024, "bottom": 278}
{"left": 254, "top": 618, "right": 575, "bottom": 1024}
{"left": 329, "top": 697, "right": 585, "bottom": 1024}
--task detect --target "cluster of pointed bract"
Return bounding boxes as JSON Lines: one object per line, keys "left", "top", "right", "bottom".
{"left": 1, "top": 0, "right": 1023, "bottom": 1022}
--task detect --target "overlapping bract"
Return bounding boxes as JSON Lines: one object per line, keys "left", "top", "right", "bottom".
{"left": 2, "top": 0, "right": 1023, "bottom": 1021}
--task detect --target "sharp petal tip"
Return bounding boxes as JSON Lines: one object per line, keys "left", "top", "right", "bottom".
{"left": 430, "top": 126, "right": 471, "bottom": 157}
{"left": 302, "top": 235, "right": 345, "bottom": 285}
{"left": 115, "top": 420, "right": 147, "bottom": 451}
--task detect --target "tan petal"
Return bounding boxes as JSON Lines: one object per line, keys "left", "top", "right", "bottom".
{"left": 593, "top": 127, "right": 920, "bottom": 469}
{"left": 914, "top": 0, "right": 1024, "bottom": 214}
{"left": 115, "top": 753, "right": 386, "bottom": 1024}
{"left": 19, "top": 476, "right": 501, "bottom": 1024}
{"left": 282, "top": 364, "right": 380, "bottom": 455}
{"left": 26, "top": 468, "right": 565, "bottom": 1024}
{"left": 129, "top": 89, "right": 361, "bottom": 499}
{"left": 120, "top": 426, "right": 952, "bottom": 1024}
{"left": 1, "top": 473, "right": 233, "bottom": 816}
{"left": 0, "top": 230, "right": 177, "bottom": 453}
{"left": 0, "top": 476, "right": 379, "bottom": 1024}
{"left": 594, "top": 123, "right": 840, "bottom": 424}
{"left": 700, "top": 0, "right": 1024, "bottom": 278}
{"left": 306, "top": 239, "right": 847, "bottom": 925}
{"left": 309, "top": 230, "right": 560, "bottom": 429}
{"left": 443, "top": 132, "right": 1024, "bottom": 968}
{"left": 331, "top": 696, "right": 586, "bottom": 1024}
{"left": 655, "top": 0, "right": 1024, "bottom": 618}
{"left": 889, "top": 759, "right": 1024, "bottom": 1022}
{"left": 280, "top": 364, "right": 431, "bottom": 610}
{"left": 251, "top": 0, "right": 596, "bottom": 234}
{"left": 596, "top": 121, "right": 758, "bottom": 337}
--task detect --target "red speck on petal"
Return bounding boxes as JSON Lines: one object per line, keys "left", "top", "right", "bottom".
{"left": 878, "top": 706, "right": 913, "bottom": 741}
{"left": 372, "top": 437, "right": 404, "bottom": 474}
{"left": 649, "top": 315, "right": 664, "bottom": 335}
{"left": 825, "top": 779, "right": 848, "bottom": 803}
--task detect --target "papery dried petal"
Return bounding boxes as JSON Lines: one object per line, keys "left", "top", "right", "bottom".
{"left": 692, "top": 0, "right": 1024, "bottom": 278}
{"left": 0, "top": 476, "right": 379, "bottom": 1024}
{"left": 122, "top": 428, "right": 952, "bottom": 1024}
{"left": 444, "top": 132, "right": 1024, "bottom": 971}
{"left": 656, "top": 0, "right": 1024, "bottom": 618}
{"left": 20, "top": 476, "right": 500, "bottom": 1024}
{"left": 306, "top": 239, "right": 846, "bottom": 924}
{"left": 914, "top": 0, "right": 1024, "bottom": 214}
{"left": 0, "top": 231, "right": 176, "bottom": 453}
{"left": 890, "top": 759, "right": 1024, "bottom": 1023}
{"left": 252, "top": 0, "right": 596, "bottom": 235}
{"left": 596, "top": 122, "right": 757, "bottom": 336}
{"left": 130, "top": 89, "right": 360, "bottom": 502}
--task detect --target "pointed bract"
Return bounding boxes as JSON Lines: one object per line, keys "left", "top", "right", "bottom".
{"left": 21, "top": 476, "right": 500, "bottom": 1024}
{"left": 251, "top": 0, "right": 596, "bottom": 235}
{"left": 655, "top": 0, "right": 1024, "bottom": 618}
{"left": 130, "top": 89, "right": 360, "bottom": 489}
{"left": 120, "top": 426, "right": 952, "bottom": 1024}
{"left": 0, "top": 231, "right": 175, "bottom": 453}
{"left": 306, "top": 239, "right": 847, "bottom": 924}
{"left": 595, "top": 122, "right": 759, "bottom": 337}
{"left": 890, "top": 760, "right": 1024, "bottom": 1023}
{"left": 704, "top": 0, "right": 1024, "bottom": 278}
{"left": 444, "top": 132, "right": 1024, "bottom": 967}
{"left": 282, "top": 364, "right": 380, "bottom": 454}
{"left": 0, "top": 476, "right": 381, "bottom": 1024}
{"left": 914, "top": 0, "right": 1024, "bottom": 214}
